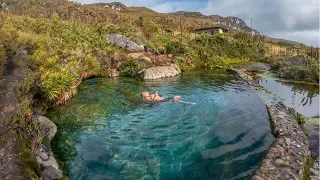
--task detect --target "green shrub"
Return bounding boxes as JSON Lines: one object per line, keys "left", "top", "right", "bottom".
{"left": 280, "top": 66, "right": 315, "bottom": 82}
{"left": 0, "top": 44, "right": 6, "bottom": 75}
{"left": 120, "top": 58, "right": 147, "bottom": 76}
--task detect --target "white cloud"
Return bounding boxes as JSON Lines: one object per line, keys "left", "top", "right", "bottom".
{"left": 74, "top": 0, "right": 319, "bottom": 46}
{"left": 202, "top": 0, "right": 320, "bottom": 46}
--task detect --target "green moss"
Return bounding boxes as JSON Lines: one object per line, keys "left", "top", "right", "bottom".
{"left": 0, "top": 44, "right": 6, "bottom": 76}
{"left": 15, "top": 132, "right": 41, "bottom": 179}
{"left": 302, "top": 154, "right": 313, "bottom": 180}
{"left": 8, "top": 130, "right": 41, "bottom": 179}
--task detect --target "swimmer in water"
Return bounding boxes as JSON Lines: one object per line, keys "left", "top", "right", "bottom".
{"left": 141, "top": 91, "right": 196, "bottom": 105}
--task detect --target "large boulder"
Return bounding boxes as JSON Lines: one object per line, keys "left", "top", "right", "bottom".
{"left": 33, "top": 116, "right": 63, "bottom": 180}
{"left": 107, "top": 34, "right": 143, "bottom": 52}
{"left": 34, "top": 116, "right": 57, "bottom": 141}
{"left": 285, "top": 56, "right": 308, "bottom": 66}
{"left": 142, "top": 64, "right": 181, "bottom": 80}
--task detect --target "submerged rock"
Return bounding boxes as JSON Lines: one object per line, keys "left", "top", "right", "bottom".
{"left": 107, "top": 34, "right": 143, "bottom": 52}
{"left": 142, "top": 64, "right": 181, "bottom": 80}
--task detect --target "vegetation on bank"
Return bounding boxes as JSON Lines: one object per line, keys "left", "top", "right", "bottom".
{"left": 268, "top": 57, "right": 319, "bottom": 83}
{"left": 0, "top": 44, "right": 5, "bottom": 75}
{"left": 0, "top": 11, "right": 318, "bottom": 107}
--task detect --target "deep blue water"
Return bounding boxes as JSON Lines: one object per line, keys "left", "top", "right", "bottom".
{"left": 49, "top": 70, "right": 274, "bottom": 180}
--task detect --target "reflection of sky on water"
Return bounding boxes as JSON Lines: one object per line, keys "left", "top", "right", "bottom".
{"left": 258, "top": 79, "right": 319, "bottom": 118}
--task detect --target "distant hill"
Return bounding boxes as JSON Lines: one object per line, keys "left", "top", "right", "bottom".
{"left": 0, "top": 0, "right": 307, "bottom": 47}
{"left": 168, "top": 11, "right": 206, "bottom": 18}
{"left": 90, "top": 2, "right": 127, "bottom": 11}
{"left": 168, "top": 11, "right": 258, "bottom": 35}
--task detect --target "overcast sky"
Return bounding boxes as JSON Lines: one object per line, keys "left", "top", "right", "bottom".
{"left": 75, "top": 0, "right": 320, "bottom": 46}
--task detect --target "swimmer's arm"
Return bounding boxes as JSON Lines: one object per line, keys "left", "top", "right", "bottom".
{"left": 179, "top": 101, "right": 196, "bottom": 105}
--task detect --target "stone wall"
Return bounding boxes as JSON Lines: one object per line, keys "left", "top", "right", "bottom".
{"left": 253, "top": 104, "right": 309, "bottom": 180}
{"left": 230, "top": 68, "right": 311, "bottom": 180}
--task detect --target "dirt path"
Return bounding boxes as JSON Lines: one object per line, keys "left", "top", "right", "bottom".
{"left": 0, "top": 51, "right": 30, "bottom": 179}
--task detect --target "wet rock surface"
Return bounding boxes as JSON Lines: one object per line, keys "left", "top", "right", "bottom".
{"left": 33, "top": 116, "right": 63, "bottom": 180}
{"left": 232, "top": 68, "right": 311, "bottom": 180}
{"left": 309, "top": 158, "right": 320, "bottom": 180}
{"left": 239, "top": 62, "right": 270, "bottom": 72}
{"left": 35, "top": 145, "right": 63, "bottom": 180}
{"left": 304, "top": 122, "right": 319, "bottom": 159}
{"left": 231, "top": 68, "right": 263, "bottom": 88}
{"left": 142, "top": 64, "right": 181, "bottom": 80}
{"left": 253, "top": 103, "right": 309, "bottom": 180}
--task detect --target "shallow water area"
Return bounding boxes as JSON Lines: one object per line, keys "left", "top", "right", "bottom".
{"left": 257, "top": 72, "right": 319, "bottom": 118}
{"left": 49, "top": 70, "right": 274, "bottom": 180}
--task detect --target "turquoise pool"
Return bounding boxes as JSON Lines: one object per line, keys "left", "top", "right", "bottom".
{"left": 49, "top": 70, "right": 274, "bottom": 180}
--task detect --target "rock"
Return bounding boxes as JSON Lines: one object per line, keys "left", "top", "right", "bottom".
{"left": 41, "top": 167, "right": 63, "bottom": 180}
{"left": 285, "top": 56, "right": 308, "bottom": 66}
{"left": 139, "top": 56, "right": 153, "bottom": 66}
{"left": 33, "top": 116, "right": 57, "bottom": 141}
{"left": 241, "top": 62, "right": 270, "bottom": 72}
{"left": 36, "top": 146, "right": 63, "bottom": 180}
{"left": 107, "top": 34, "right": 143, "bottom": 52}
{"left": 252, "top": 175, "right": 264, "bottom": 180}
{"left": 108, "top": 69, "right": 119, "bottom": 78}
{"left": 253, "top": 104, "right": 309, "bottom": 180}
{"left": 36, "top": 148, "right": 59, "bottom": 170}
{"left": 143, "top": 64, "right": 181, "bottom": 80}
{"left": 143, "top": 175, "right": 153, "bottom": 180}
{"left": 167, "top": 54, "right": 173, "bottom": 58}
{"left": 120, "top": 162, "right": 148, "bottom": 178}
{"left": 128, "top": 53, "right": 144, "bottom": 59}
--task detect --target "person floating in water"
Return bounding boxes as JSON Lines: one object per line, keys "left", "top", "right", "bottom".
{"left": 141, "top": 91, "right": 196, "bottom": 104}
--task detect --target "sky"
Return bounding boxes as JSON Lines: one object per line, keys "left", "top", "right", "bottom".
{"left": 74, "top": 0, "right": 320, "bottom": 46}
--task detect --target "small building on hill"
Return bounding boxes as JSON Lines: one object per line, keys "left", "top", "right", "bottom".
{"left": 194, "top": 26, "right": 229, "bottom": 35}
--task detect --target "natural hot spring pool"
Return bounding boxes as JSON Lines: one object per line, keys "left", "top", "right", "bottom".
{"left": 48, "top": 70, "right": 274, "bottom": 180}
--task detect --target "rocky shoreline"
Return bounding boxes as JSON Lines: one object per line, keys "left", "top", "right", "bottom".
{"left": 231, "top": 68, "right": 318, "bottom": 180}
{"left": 253, "top": 104, "right": 309, "bottom": 180}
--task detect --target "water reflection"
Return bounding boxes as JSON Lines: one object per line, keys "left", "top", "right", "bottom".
{"left": 257, "top": 78, "right": 319, "bottom": 118}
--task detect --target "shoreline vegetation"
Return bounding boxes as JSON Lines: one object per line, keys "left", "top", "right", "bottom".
{"left": 0, "top": 0, "right": 319, "bottom": 179}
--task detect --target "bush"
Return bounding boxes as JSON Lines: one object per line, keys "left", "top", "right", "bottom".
{"left": 0, "top": 44, "right": 6, "bottom": 75}
{"left": 280, "top": 66, "right": 315, "bottom": 82}
{"left": 120, "top": 58, "right": 147, "bottom": 77}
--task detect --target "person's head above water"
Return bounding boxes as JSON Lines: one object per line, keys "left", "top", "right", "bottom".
{"left": 141, "top": 91, "right": 150, "bottom": 98}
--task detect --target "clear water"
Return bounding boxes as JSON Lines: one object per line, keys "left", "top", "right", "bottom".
{"left": 49, "top": 70, "right": 274, "bottom": 180}
{"left": 256, "top": 72, "right": 319, "bottom": 118}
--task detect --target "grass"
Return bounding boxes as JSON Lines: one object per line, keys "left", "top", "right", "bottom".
{"left": 302, "top": 154, "right": 314, "bottom": 180}
{"left": 0, "top": 45, "right": 5, "bottom": 76}
{"left": 17, "top": 133, "right": 41, "bottom": 179}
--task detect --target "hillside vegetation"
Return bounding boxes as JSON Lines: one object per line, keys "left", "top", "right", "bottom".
{"left": 0, "top": 1, "right": 318, "bottom": 178}
{"left": 0, "top": 0, "right": 318, "bottom": 106}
